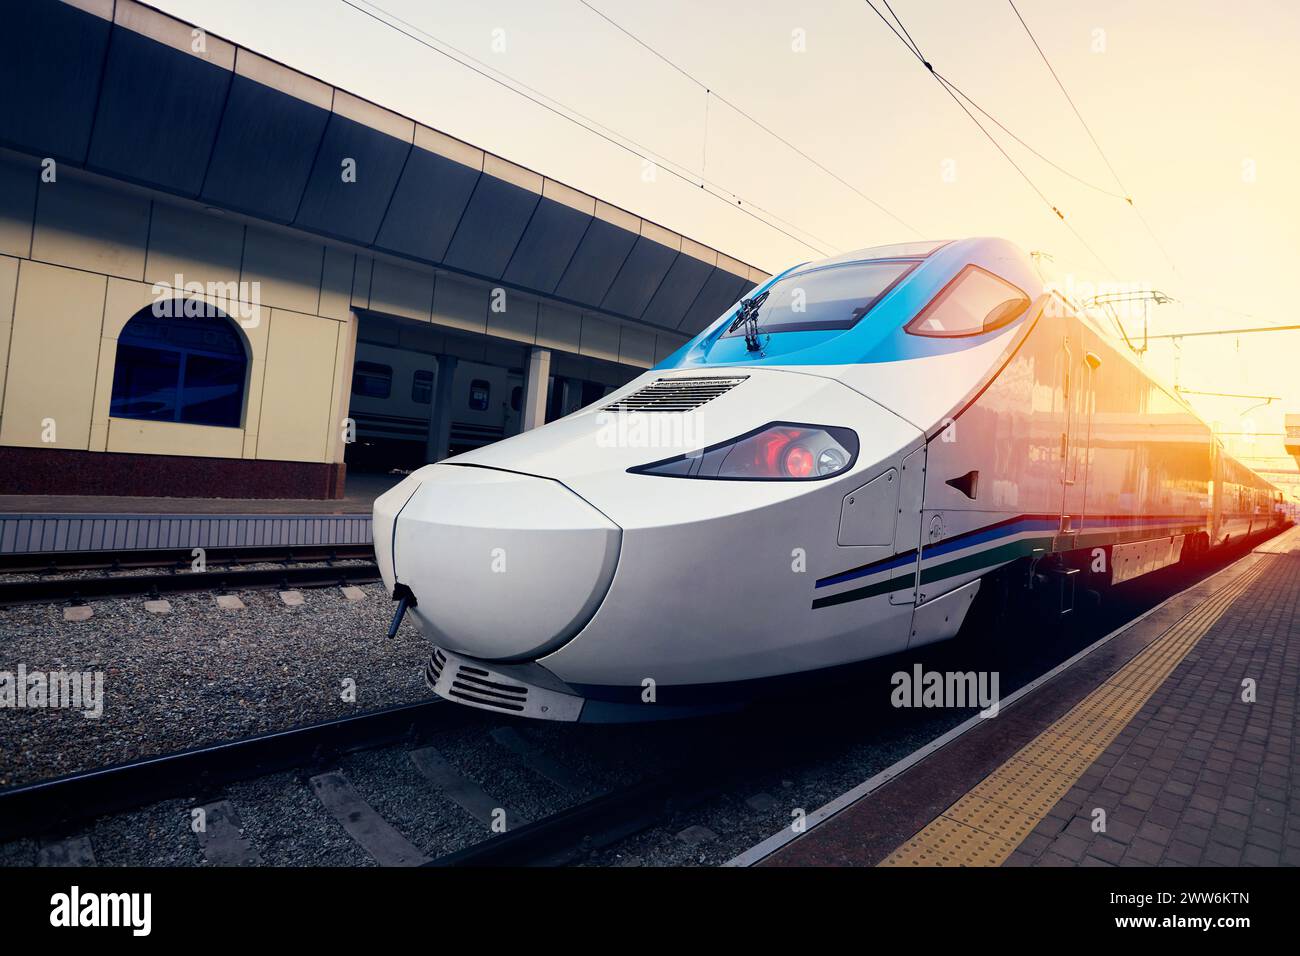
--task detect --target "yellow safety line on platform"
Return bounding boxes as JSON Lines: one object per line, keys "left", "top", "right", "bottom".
{"left": 879, "top": 556, "right": 1270, "bottom": 866}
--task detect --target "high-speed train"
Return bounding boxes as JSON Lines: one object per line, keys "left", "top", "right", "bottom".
{"left": 374, "top": 237, "right": 1284, "bottom": 721}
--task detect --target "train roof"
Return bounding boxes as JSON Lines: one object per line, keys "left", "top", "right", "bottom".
{"left": 808, "top": 239, "right": 955, "bottom": 267}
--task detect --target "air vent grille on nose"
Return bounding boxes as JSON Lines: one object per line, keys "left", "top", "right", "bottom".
{"left": 603, "top": 376, "right": 747, "bottom": 413}
{"left": 427, "top": 649, "right": 529, "bottom": 714}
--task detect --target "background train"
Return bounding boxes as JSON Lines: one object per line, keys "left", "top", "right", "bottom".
{"left": 346, "top": 342, "right": 624, "bottom": 472}
{"left": 346, "top": 342, "right": 525, "bottom": 471}
{"left": 375, "top": 237, "right": 1285, "bottom": 721}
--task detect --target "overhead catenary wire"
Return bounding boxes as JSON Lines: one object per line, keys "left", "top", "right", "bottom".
{"left": 345, "top": 0, "right": 838, "bottom": 255}
{"left": 942, "top": 85, "right": 1129, "bottom": 201}
{"left": 867, "top": 1, "right": 1123, "bottom": 199}
{"left": 882, "top": 0, "right": 926, "bottom": 61}
{"left": 701, "top": 88, "right": 711, "bottom": 178}
{"left": 1005, "top": 0, "right": 1182, "bottom": 277}
{"left": 338, "top": 0, "right": 840, "bottom": 257}
{"left": 1005, "top": 0, "right": 1130, "bottom": 195}
{"left": 576, "top": 0, "right": 926, "bottom": 238}
{"left": 862, "top": 0, "right": 1119, "bottom": 278}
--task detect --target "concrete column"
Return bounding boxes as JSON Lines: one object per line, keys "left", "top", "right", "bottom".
{"left": 330, "top": 313, "right": 360, "bottom": 466}
{"left": 522, "top": 347, "right": 551, "bottom": 431}
{"left": 425, "top": 353, "right": 458, "bottom": 463}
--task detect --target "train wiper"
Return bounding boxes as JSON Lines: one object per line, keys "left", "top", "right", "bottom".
{"left": 728, "top": 291, "right": 769, "bottom": 352}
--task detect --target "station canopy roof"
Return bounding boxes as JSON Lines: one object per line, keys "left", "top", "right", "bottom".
{"left": 0, "top": 0, "right": 770, "bottom": 335}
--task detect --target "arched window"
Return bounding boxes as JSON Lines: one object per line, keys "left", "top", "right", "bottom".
{"left": 109, "top": 302, "right": 247, "bottom": 428}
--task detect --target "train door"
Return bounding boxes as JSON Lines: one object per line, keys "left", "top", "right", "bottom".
{"left": 889, "top": 446, "right": 927, "bottom": 604}
{"left": 1056, "top": 331, "right": 1094, "bottom": 550}
{"left": 1209, "top": 442, "right": 1223, "bottom": 545}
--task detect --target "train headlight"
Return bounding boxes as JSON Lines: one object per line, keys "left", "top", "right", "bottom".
{"left": 629, "top": 423, "right": 858, "bottom": 480}
{"left": 817, "top": 447, "right": 848, "bottom": 476}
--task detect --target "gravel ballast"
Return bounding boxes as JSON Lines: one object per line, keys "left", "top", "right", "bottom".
{"left": 0, "top": 582, "right": 430, "bottom": 788}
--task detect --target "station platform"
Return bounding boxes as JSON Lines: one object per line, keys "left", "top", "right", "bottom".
{"left": 0, "top": 473, "right": 399, "bottom": 555}
{"left": 742, "top": 525, "right": 1300, "bottom": 867}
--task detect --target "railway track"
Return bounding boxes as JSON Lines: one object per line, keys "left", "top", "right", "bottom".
{"left": 0, "top": 695, "right": 715, "bottom": 867}
{"left": 0, "top": 544, "right": 380, "bottom": 606}
{"left": 0, "top": 544, "right": 377, "bottom": 574}
{"left": 426, "top": 761, "right": 728, "bottom": 866}
{"left": 2, "top": 544, "right": 719, "bottom": 865}
{"left": 0, "top": 700, "right": 457, "bottom": 843}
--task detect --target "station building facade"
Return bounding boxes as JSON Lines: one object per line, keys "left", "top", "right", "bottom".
{"left": 0, "top": 0, "right": 767, "bottom": 499}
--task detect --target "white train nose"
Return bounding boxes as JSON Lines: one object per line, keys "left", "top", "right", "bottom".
{"left": 388, "top": 464, "right": 621, "bottom": 661}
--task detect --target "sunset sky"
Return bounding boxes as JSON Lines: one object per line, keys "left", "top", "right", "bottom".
{"left": 154, "top": 0, "right": 1300, "bottom": 487}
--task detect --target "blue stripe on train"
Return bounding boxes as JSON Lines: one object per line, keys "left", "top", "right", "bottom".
{"left": 816, "top": 513, "right": 1202, "bottom": 590}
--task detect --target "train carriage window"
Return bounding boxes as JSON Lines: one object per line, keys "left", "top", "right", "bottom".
{"left": 412, "top": 370, "right": 434, "bottom": 404}
{"left": 510, "top": 386, "right": 522, "bottom": 412}
{"left": 109, "top": 302, "right": 247, "bottom": 428}
{"left": 352, "top": 361, "right": 392, "bottom": 399}
{"left": 905, "top": 264, "right": 1030, "bottom": 337}
{"left": 469, "top": 379, "right": 491, "bottom": 411}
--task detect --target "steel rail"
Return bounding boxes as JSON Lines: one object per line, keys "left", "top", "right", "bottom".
{"left": 0, "top": 544, "right": 376, "bottom": 574}
{"left": 0, "top": 699, "right": 459, "bottom": 842}
{"left": 0, "top": 562, "right": 380, "bottom": 607}
{"left": 427, "top": 765, "right": 727, "bottom": 867}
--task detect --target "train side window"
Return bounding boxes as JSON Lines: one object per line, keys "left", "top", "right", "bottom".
{"left": 469, "top": 379, "right": 491, "bottom": 411}
{"left": 510, "top": 386, "right": 522, "bottom": 412}
{"left": 352, "top": 361, "right": 392, "bottom": 399}
{"left": 905, "top": 264, "right": 1030, "bottom": 337}
{"left": 412, "top": 370, "right": 434, "bottom": 404}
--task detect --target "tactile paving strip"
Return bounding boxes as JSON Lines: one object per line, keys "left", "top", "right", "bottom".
{"left": 886, "top": 816, "right": 1019, "bottom": 867}
{"left": 880, "top": 556, "right": 1269, "bottom": 866}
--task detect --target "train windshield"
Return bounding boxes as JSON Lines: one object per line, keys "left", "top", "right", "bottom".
{"left": 721, "top": 259, "right": 919, "bottom": 336}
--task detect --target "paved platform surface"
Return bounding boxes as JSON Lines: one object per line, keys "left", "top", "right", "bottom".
{"left": 758, "top": 525, "right": 1299, "bottom": 867}
{"left": 1005, "top": 533, "right": 1298, "bottom": 867}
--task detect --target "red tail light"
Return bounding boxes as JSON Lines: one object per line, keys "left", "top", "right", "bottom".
{"left": 783, "top": 444, "right": 815, "bottom": 478}
{"left": 756, "top": 429, "right": 795, "bottom": 474}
